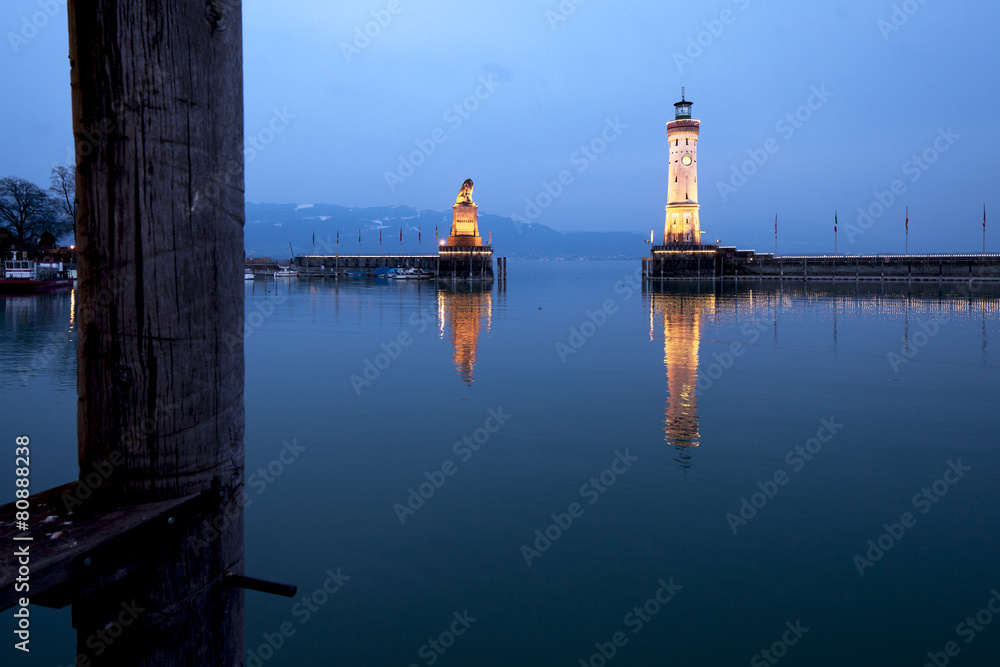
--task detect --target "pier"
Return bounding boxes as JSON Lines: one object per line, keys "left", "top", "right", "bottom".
{"left": 292, "top": 250, "right": 501, "bottom": 280}
{"left": 644, "top": 245, "right": 1000, "bottom": 281}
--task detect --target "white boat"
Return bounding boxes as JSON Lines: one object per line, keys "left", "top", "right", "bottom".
{"left": 274, "top": 266, "right": 298, "bottom": 277}
{"left": 1, "top": 255, "right": 74, "bottom": 294}
{"left": 244, "top": 270, "right": 255, "bottom": 280}
{"left": 393, "top": 268, "right": 434, "bottom": 280}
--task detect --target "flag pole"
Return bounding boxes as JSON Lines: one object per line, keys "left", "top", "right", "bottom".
{"left": 834, "top": 211, "right": 837, "bottom": 257}
{"left": 774, "top": 214, "right": 777, "bottom": 256}
{"left": 985, "top": 203, "right": 987, "bottom": 257}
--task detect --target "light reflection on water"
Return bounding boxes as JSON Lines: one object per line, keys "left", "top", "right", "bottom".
{"left": 3, "top": 264, "right": 1000, "bottom": 666}
{"left": 439, "top": 284, "right": 492, "bottom": 384}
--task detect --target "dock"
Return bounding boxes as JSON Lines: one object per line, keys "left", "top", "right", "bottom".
{"left": 644, "top": 245, "right": 1000, "bottom": 281}
{"left": 292, "top": 251, "right": 503, "bottom": 280}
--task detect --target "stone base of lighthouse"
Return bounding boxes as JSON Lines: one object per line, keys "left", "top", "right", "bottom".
{"left": 664, "top": 204, "right": 702, "bottom": 245}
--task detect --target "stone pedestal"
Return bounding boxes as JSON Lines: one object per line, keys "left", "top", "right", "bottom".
{"left": 448, "top": 203, "right": 481, "bottom": 247}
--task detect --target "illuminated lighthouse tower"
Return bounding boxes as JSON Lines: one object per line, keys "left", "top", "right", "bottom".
{"left": 664, "top": 89, "right": 702, "bottom": 245}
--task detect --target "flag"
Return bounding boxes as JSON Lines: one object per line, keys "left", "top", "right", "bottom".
{"left": 312, "top": 230, "right": 315, "bottom": 246}
{"left": 379, "top": 229, "right": 382, "bottom": 243}
{"left": 985, "top": 203, "right": 987, "bottom": 230}
{"left": 834, "top": 211, "right": 837, "bottom": 233}
{"left": 435, "top": 225, "right": 438, "bottom": 242}
{"left": 399, "top": 228, "right": 402, "bottom": 243}
{"left": 337, "top": 230, "right": 339, "bottom": 246}
{"left": 774, "top": 214, "right": 777, "bottom": 234}
{"left": 906, "top": 207, "right": 909, "bottom": 232}
{"left": 419, "top": 227, "right": 422, "bottom": 243}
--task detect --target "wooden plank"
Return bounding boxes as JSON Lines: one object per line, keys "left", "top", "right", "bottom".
{"left": 0, "top": 483, "right": 197, "bottom": 611}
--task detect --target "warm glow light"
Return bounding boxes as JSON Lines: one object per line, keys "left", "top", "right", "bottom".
{"left": 439, "top": 289, "right": 492, "bottom": 384}
{"left": 652, "top": 250, "right": 717, "bottom": 255}
{"left": 651, "top": 292, "right": 716, "bottom": 448}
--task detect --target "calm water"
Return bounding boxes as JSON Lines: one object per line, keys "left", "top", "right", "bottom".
{"left": 3, "top": 261, "right": 1000, "bottom": 666}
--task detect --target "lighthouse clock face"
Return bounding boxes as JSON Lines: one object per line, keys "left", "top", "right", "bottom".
{"left": 681, "top": 155, "right": 693, "bottom": 166}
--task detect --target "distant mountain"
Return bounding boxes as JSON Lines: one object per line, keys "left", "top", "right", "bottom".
{"left": 245, "top": 203, "right": 646, "bottom": 260}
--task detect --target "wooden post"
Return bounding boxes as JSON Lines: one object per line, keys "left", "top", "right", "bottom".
{"left": 69, "top": 0, "right": 244, "bottom": 663}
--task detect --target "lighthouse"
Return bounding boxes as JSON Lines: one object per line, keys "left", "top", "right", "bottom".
{"left": 664, "top": 89, "right": 702, "bottom": 245}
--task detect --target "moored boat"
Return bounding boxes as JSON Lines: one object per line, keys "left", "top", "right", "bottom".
{"left": 393, "top": 267, "right": 434, "bottom": 280}
{"left": 1, "top": 256, "right": 74, "bottom": 294}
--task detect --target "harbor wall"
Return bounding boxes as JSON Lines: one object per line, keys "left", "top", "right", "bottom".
{"left": 290, "top": 253, "right": 498, "bottom": 279}
{"left": 644, "top": 245, "right": 1000, "bottom": 281}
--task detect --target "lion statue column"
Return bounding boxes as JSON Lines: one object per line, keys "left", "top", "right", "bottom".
{"left": 448, "top": 178, "right": 481, "bottom": 246}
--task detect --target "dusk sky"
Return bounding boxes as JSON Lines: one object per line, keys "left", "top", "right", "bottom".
{"left": 2, "top": 0, "right": 999, "bottom": 254}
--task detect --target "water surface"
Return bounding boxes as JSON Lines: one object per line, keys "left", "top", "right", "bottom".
{"left": 2, "top": 261, "right": 999, "bottom": 665}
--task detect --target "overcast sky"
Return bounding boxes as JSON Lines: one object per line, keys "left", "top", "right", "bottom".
{"left": 2, "top": 0, "right": 999, "bottom": 253}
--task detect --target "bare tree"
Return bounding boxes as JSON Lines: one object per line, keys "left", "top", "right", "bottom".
{"left": 49, "top": 164, "right": 77, "bottom": 229}
{"left": 0, "top": 176, "right": 59, "bottom": 246}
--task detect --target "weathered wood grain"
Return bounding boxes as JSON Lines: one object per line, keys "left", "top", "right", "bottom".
{"left": 0, "top": 482, "right": 198, "bottom": 611}
{"left": 66, "top": 1, "right": 246, "bottom": 663}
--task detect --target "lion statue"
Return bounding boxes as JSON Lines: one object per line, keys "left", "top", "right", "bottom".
{"left": 456, "top": 178, "right": 474, "bottom": 205}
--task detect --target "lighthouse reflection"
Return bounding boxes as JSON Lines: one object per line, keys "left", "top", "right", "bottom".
{"left": 438, "top": 283, "right": 492, "bottom": 383}
{"left": 649, "top": 287, "right": 715, "bottom": 450}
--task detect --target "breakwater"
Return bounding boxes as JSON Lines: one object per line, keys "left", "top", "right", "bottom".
{"left": 292, "top": 251, "right": 500, "bottom": 279}
{"left": 643, "top": 245, "right": 1000, "bottom": 281}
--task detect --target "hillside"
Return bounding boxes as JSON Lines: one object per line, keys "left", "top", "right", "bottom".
{"left": 245, "top": 203, "right": 646, "bottom": 260}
